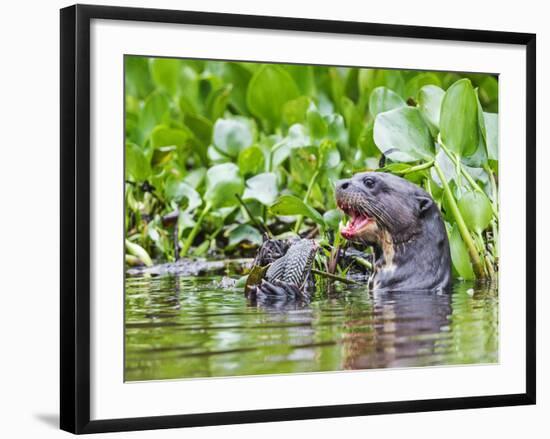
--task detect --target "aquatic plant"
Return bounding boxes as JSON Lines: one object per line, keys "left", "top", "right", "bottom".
{"left": 125, "top": 57, "right": 499, "bottom": 280}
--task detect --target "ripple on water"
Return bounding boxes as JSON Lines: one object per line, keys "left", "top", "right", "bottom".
{"left": 125, "top": 274, "right": 498, "bottom": 381}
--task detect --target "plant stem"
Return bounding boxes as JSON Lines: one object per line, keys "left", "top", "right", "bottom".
{"left": 433, "top": 162, "right": 485, "bottom": 278}
{"left": 394, "top": 160, "right": 434, "bottom": 175}
{"left": 235, "top": 194, "right": 272, "bottom": 237}
{"left": 351, "top": 255, "right": 373, "bottom": 271}
{"left": 438, "top": 141, "right": 498, "bottom": 218}
{"left": 294, "top": 169, "right": 320, "bottom": 234}
{"left": 311, "top": 268, "right": 359, "bottom": 285}
{"left": 181, "top": 203, "right": 211, "bottom": 257}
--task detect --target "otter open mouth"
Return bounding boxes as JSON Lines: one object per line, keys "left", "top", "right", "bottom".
{"left": 337, "top": 203, "right": 373, "bottom": 240}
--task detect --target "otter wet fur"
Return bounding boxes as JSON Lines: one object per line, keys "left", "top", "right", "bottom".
{"left": 336, "top": 172, "right": 451, "bottom": 292}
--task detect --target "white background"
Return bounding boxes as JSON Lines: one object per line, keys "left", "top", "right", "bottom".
{"left": 0, "top": 0, "right": 547, "bottom": 438}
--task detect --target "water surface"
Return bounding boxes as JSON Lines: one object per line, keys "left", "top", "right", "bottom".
{"left": 125, "top": 274, "right": 498, "bottom": 381}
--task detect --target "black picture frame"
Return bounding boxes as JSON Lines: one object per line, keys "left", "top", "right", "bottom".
{"left": 60, "top": 4, "right": 536, "bottom": 434}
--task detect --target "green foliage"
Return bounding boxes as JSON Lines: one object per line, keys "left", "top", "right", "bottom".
{"left": 125, "top": 55, "right": 498, "bottom": 279}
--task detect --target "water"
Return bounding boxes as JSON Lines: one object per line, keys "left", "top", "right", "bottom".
{"left": 125, "top": 274, "right": 498, "bottom": 381}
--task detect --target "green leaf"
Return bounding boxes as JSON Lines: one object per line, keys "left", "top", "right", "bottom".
{"left": 183, "top": 113, "right": 213, "bottom": 149}
{"left": 373, "top": 106, "right": 434, "bottom": 162}
{"left": 150, "top": 58, "right": 181, "bottom": 95}
{"left": 125, "top": 239, "right": 153, "bottom": 267}
{"left": 307, "top": 103, "right": 328, "bottom": 139}
{"left": 222, "top": 63, "right": 252, "bottom": 115}
{"left": 125, "top": 56, "right": 153, "bottom": 99}
{"left": 449, "top": 224, "right": 475, "bottom": 280}
{"left": 139, "top": 93, "right": 170, "bottom": 142}
{"left": 326, "top": 114, "right": 348, "bottom": 146}
{"left": 323, "top": 209, "right": 343, "bottom": 230}
{"left": 440, "top": 78, "right": 479, "bottom": 157}
{"left": 125, "top": 142, "right": 150, "bottom": 181}
{"left": 204, "top": 163, "right": 244, "bottom": 208}
{"left": 270, "top": 194, "right": 325, "bottom": 226}
{"left": 151, "top": 145, "right": 176, "bottom": 167}
{"left": 320, "top": 140, "right": 340, "bottom": 169}
{"left": 458, "top": 191, "right": 493, "bottom": 234}
{"left": 238, "top": 145, "right": 265, "bottom": 176}
{"left": 213, "top": 117, "right": 254, "bottom": 158}
{"left": 243, "top": 172, "right": 278, "bottom": 206}
{"left": 206, "top": 84, "right": 232, "bottom": 121}
{"left": 368, "top": 86, "right": 405, "bottom": 117}
{"left": 358, "top": 69, "right": 405, "bottom": 98}
{"left": 246, "top": 65, "right": 300, "bottom": 129}
{"left": 164, "top": 179, "right": 202, "bottom": 212}
{"left": 417, "top": 85, "right": 445, "bottom": 135}
{"left": 484, "top": 113, "right": 498, "bottom": 160}
{"left": 283, "top": 96, "right": 311, "bottom": 125}
{"left": 271, "top": 124, "right": 311, "bottom": 168}
{"left": 151, "top": 125, "right": 189, "bottom": 149}
{"left": 227, "top": 224, "right": 263, "bottom": 248}
{"left": 404, "top": 72, "right": 441, "bottom": 99}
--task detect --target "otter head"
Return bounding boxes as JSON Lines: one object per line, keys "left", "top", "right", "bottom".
{"left": 335, "top": 172, "right": 435, "bottom": 246}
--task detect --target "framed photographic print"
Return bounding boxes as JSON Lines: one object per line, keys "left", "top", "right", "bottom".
{"left": 60, "top": 4, "right": 536, "bottom": 434}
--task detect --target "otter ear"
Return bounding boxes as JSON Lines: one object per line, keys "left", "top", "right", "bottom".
{"left": 415, "top": 195, "right": 433, "bottom": 216}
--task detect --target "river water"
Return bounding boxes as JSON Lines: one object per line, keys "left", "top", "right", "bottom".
{"left": 125, "top": 274, "right": 498, "bottom": 381}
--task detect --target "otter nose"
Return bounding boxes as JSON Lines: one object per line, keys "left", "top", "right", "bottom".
{"left": 336, "top": 179, "right": 350, "bottom": 191}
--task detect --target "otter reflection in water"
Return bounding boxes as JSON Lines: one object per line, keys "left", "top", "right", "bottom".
{"left": 342, "top": 288, "right": 453, "bottom": 369}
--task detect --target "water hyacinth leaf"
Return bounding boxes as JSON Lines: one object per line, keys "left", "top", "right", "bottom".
{"left": 326, "top": 114, "right": 348, "bottom": 146}
{"left": 283, "top": 64, "right": 316, "bottom": 95}
{"left": 359, "top": 69, "right": 405, "bottom": 98}
{"left": 125, "top": 56, "right": 153, "bottom": 99}
{"left": 307, "top": 103, "right": 328, "bottom": 139}
{"left": 213, "top": 117, "right": 254, "bottom": 157}
{"left": 368, "top": 86, "right": 405, "bottom": 117}
{"left": 222, "top": 62, "right": 252, "bottom": 115}
{"left": 449, "top": 225, "right": 475, "bottom": 280}
{"left": 373, "top": 106, "right": 435, "bottom": 162}
{"left": 238, "top": 145, "right": 265, "bottom": 176}
{"left": 151, "top": 145, "right": 177, "bottom": 167}
{"left": 183, "top": 113, "right": 213, "bottom": 149}
{"left": 246, "top": 65, "right": 300, "bottom": 129}
{"left": 404, "top": 72, "right": 441, "bottom": 99}
{"left": 206, "top": 84, "right": 232, "bottom": 121}
{"left": 340, "top": 97, "right": 362, "bottom": 148}
{"left": 164, "top": 179, "right": 202, "bottom": 212}
{"left": 270, "top": 194, "right": 325, "bottom": 227}
{"left": 439, "top": 79, "right": 479, "bottom": 157}
{"left": 357, "top": 122, "right": 379, "bottom": 158}
{"left": 125, "top": 239, "right": 153, "bottom": 267}
{"left": 242, "top": 172, "right": 278, "bottom": 206}
{"left": 484, "top": 113, "right": 498, "bottom": 160}
{"left": 139, "top": 93, "right": 170, "bottom": 141}
{"left": 283, "top": 96, "right": 310, "bottom": 125}
{"left": 227, "top": 224, "right": 263, "bottom": 248}
{"left": 271, "top": 124, "right": 311, "bottom": 168}
{"left": 150, "top": 58, "right": 181, "bottom": 95}
{"left": 183, "top": 167, "right": 206, "bottom": 189}
{"left": 204, "top": 163, "right": 244, "bottom": 208}
{"left": 126, "top": 142, "right": 150, "bottom": 181}
{"left": 323, "top": 209, "right": 344, "bottom": 230}
{"left": 290, "top": 146, "right": 319, "bottom": 184}
{"left": 417, "top": 84, "right": 445, "bottom": 135}
{"left": 320, "top": 140, "right": 341, "bottom": 169}
{"left": 458, "top": 191, "right": 493, "bottom": 233}
{"left": 151, "top": 125, "right": 190, "bottom": 149}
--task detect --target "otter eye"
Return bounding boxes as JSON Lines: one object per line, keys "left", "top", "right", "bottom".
{"left": 363, "top": 177, "right": 375, "bottom": 188}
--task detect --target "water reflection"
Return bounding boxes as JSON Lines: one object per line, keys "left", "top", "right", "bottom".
{"left": 125, "top": 275, "right": 498, "bottom": 381}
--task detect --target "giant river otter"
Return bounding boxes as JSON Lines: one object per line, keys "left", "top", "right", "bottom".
{"left": 336, "top": 172, "right": 451, "bottom": 292}
{"left": 246, "top": 171, "right": 451, "bottom": 302}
